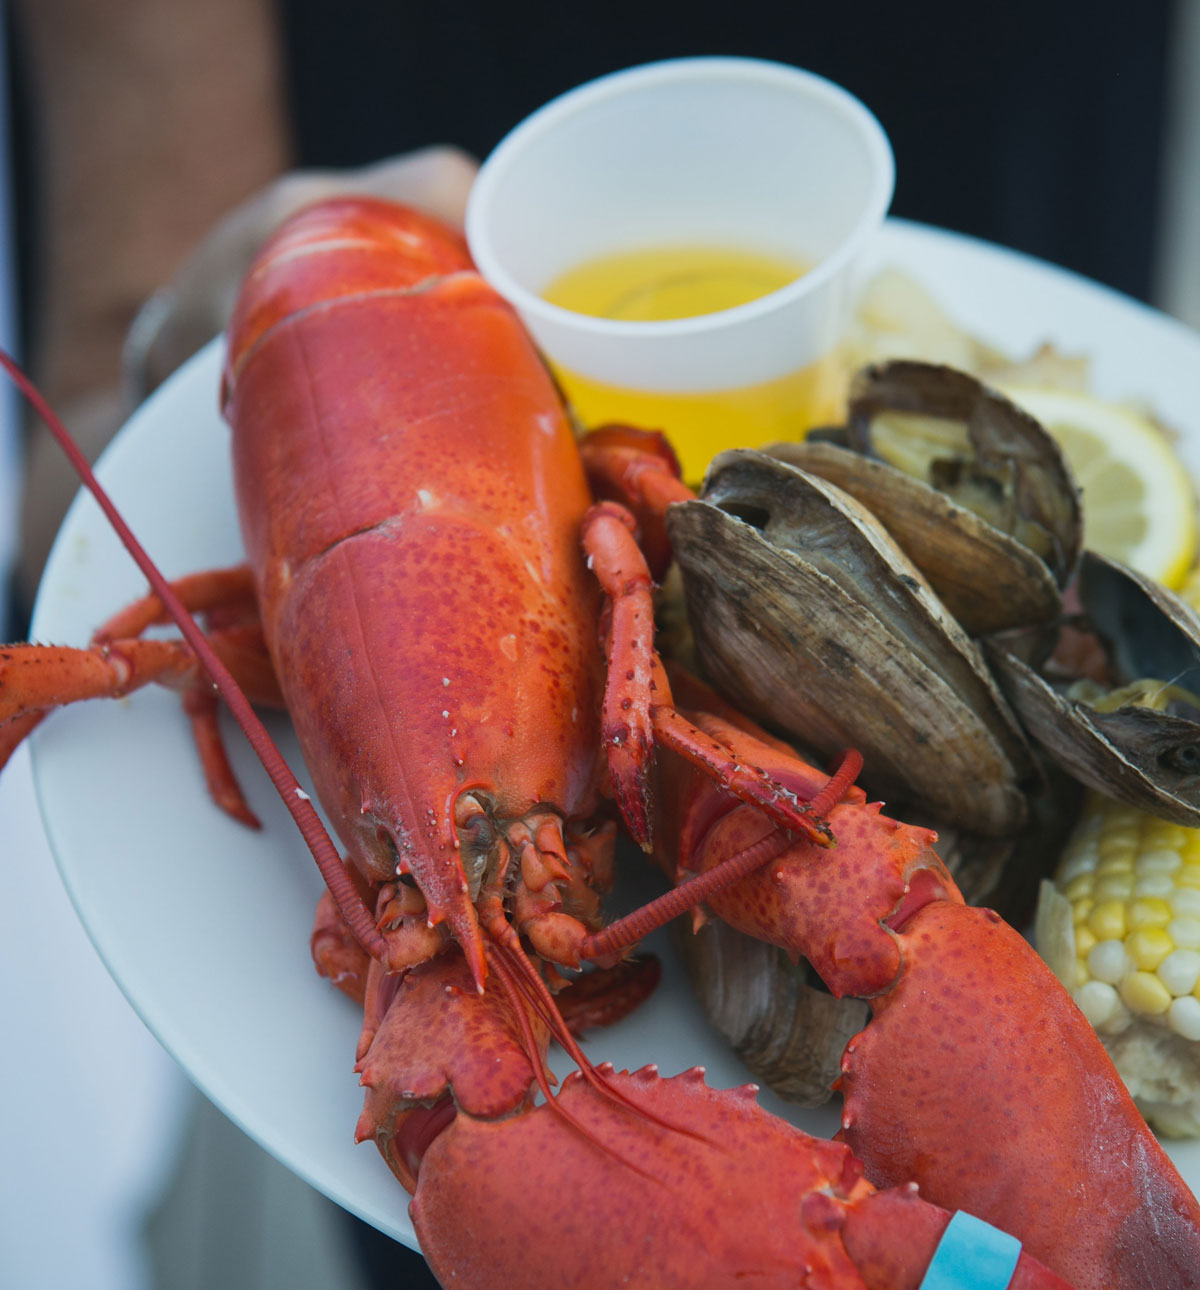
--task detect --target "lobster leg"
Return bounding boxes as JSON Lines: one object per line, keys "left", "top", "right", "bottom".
{"left": 580, "top": 500, "right": 659, "bottom": 845}
{"left": 100, "top": 568, "right": 272, "bottom": 827}
{"left": 1, "top": 562, "right": 283, "bottom": 823}
{"left": 578, "top": 423, "right": 692, "bottom": 581}
{"left": 0, "top": 620, "right": 281, "bottom": 824}
{"left": 551, "top": 957, "right": 663, "bottom": 1037}
{"left": 310, "top": 888, "right": 371, "bottom": 1005}
{"left": 93, "top": 564, "right": 259, "bottom": 640}
{"left": 582, "top": 503, "right": 840, "bottom": 852}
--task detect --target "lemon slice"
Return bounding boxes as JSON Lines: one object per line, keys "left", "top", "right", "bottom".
{"left": 996, "top": 385, "right": 1198, "bottom": 589}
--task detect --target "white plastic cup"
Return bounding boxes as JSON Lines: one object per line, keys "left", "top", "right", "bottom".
{"left": 466, "top": 57, "right": 894, "bottom": 480}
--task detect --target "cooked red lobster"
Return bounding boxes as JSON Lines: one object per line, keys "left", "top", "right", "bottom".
{"left": 4, "top": 197, "right": 1200, "bottom": 1289}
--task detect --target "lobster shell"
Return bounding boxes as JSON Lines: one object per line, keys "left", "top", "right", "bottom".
{"left": 222, "top": 199, "right": 607, "bottom": 978}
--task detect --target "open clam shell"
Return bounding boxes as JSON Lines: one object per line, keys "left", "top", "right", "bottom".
{"left": 846, "top": 360, "right": 1082, "bottom": 586}
{"left": 666, "top": 449, "right": 1034, "bottom": 836}
{"left": 1081, "top": 552, "right": 1200, "bottom": 686}
{"left": 764, "top": 439, "right": 1063, "bottom": 637}
{"left": 987, "top": 552, "right": 1200, "bottom": 826}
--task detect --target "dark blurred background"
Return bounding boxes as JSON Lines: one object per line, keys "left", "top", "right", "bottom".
{"left": 280, "top": 0, "right": 1175, "bottom": 303}
{"left": 4, "top": 0, "right": 1179, "bottom": 333}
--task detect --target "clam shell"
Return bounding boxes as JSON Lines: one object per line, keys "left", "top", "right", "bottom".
{"left": 986, "top": 554, "right": 1200, "bottom": 826}
{"left": 847, "top": 360, "right": 1082, "bottom": 586}
{"left": 669, "top": 918, "right": 867, "bottom": 1107}
{"left": 1081, "top": 552, "right": 1200, "bottom": 688}
{"left": 764, "top": 439, "right": 1062, "bottom": 637}
{"left": 667, "top": 449, "right": 1033, "bottom": 835}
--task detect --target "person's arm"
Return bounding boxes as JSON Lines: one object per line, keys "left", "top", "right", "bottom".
{"left": 14, "top": 0, "right": 291, "bottom": 604}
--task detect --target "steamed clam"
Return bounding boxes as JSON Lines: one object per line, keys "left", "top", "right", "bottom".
{"left": 666, "top": 447, "right": 1036, "bottom": 836}
{"left": 659, "top": 358, "right": 1200, "bottom": 1112}
{"left": 669, "top": 918, "right": 868, "bottom": 1107}
{"left": 844, "top": 360, "right": 1082, "bottom": 585}
{"left": 766, "top": 438, "right": 1062, "bottom": 637}
{"left": 988, "top": 552, "right": 1200, "bottom": 828}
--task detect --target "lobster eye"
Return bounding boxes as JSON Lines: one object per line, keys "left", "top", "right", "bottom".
{"left": 457, "top": 808, "right": 496, "bottom": 852}
{"left": 454, "top": 792, "right": 499, "bottom": 896}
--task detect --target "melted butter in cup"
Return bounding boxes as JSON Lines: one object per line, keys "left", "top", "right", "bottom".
{"left": 466, "top": 57, "right": 894, "bottom": 482}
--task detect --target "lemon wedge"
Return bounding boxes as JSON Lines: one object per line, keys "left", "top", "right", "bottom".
{"left": 996, "top": 385, "right": 1198, "bottom": 589}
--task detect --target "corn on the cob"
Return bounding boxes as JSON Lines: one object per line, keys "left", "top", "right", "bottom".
{"left": 1037, "top": 789, "right": 1200, "bottom": 1136}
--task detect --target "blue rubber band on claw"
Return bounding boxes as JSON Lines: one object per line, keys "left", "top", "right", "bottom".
{"left": 919, "top": 1211, "right": 1022, "bottom": 1290}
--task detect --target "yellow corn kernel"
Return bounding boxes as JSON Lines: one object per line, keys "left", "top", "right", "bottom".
{"left": 1063, "top": 873, "right": 1094, "bottom": 902}
{"left": 1145, "top": 824, "right": 1187, "bottom": 849}
{"left": 1170, "top": 887, "right": 1200, "bottom": 918}
{"left": 1127, "top": 897, "right": 1173, "bottom": 930}
{"left": 1135, "top": 848, "right": 1183, "bottom": 874}
{"left": 1127, "top": 926, "right": 1174, "bottom": 971}
{"left": 1074, "top": 925, "right": 1098, "bottom": 957}
{"left": 1118, "top": 971, "right": 1173, "bottom": 1016}
{"left": 1058, "top": 849, "right": 1099, "bottom": 885}
{"left": 1088, "top": 938, "right": 1131, "bottom": 985}
{"left": 1177, "top": 863, "right": 1200, "bottom": 889}
{"left": 1073, "top": 897, "right": 1094, "bottom": 926}
{"left": 1097, "top": 832, "right": 1139, "bottom": 860}
{"left": 1088, "top": 901, "right": 1128, "bottom": 941}
{"left": 1095, "top": 855, "right": 1134, "bottom": 875}
{"left": 1075, "top": 980, "right": 1121, "bottom": 1029}
{"left": 1157, "top": 948, "right": 1200, "bottom": 996}
{"left": 1168, "top": 996, "right": 1200, "bottom": 1041}
{"left": 1093, "top": 874, "right": 1135, "bottom": 902}
{"left": 1134, "top": 873, "right": 1177, "bottom": 899}
{"left": 1168, "top": 916, "right": 1200, "bottom": 950}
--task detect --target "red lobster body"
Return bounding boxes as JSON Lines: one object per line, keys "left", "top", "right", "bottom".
{"left": 222, "top": 201, "right": 607, "bottom": 982}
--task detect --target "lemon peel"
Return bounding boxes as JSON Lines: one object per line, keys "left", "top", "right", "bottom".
{"left": 997, "top": 385, "right": 1198, "bottom": 590}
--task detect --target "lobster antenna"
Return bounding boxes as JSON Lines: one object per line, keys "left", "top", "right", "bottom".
{"left": 580, "top": 827, "right": 793, "bottom": 962}
{"left": 479, "top": 904, "right": 639, "bottom": 1104}
{"left": 487, "top": 926, "right": 708, "bottom": 1143}
{"left": 484, "top": 941, "right": 665, "bottom": 1181}
{"left": 0, "top": 348, "right": 387, "bottom": 964}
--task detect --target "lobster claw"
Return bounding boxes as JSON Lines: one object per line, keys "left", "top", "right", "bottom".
{"left": 650, "top": 678, "right": 1200, "bottom": 1290}
{"left": 410, "top": 1065, "right": 1072, "bottom": 1289}
{"left": 838, "top": 900, "right": 1200, "bottom": 1290}
{"left": 353, "top": 949, "right": 548, "bottom": 1193}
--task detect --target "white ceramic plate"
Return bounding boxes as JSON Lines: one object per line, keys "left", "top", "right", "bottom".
{"left": 29, "top": 218, "right": 1200, "bottom": 1251}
